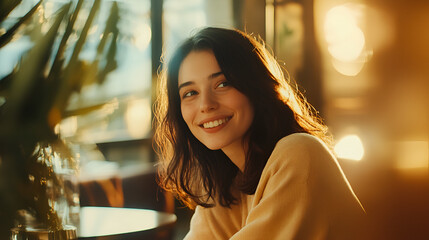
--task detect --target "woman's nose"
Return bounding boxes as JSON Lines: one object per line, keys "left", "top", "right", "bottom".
{"left": 199, "top": 91, "right": 218, "bottom": 113}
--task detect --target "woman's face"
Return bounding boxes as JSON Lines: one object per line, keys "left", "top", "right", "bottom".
{"left": 178, "top": 50, "right": 254, "bottom": 153}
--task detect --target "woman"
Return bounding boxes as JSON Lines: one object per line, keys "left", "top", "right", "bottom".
{"left": 154, "top": 27, "right": 365, "bottom": 239}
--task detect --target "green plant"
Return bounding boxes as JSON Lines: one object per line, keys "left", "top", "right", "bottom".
{"left": 0, "top": 0, "right": 120, "bottom": 238}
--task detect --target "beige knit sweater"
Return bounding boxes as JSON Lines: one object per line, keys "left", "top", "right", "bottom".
{"left": 184, "top": 133, "right": 366, "bottom": 240}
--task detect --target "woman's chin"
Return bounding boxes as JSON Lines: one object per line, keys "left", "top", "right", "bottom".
{"left": 201, "top": 142, "right": 224, "bottom": 151}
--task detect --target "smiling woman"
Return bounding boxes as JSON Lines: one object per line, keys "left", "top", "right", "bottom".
{"left": 154, "top": 27, "right": 366, "bottom": 239}
{"left": 178, "top": 50, "right": 254, "bottom": 169}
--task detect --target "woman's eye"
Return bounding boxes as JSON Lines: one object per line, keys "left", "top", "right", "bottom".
{"left": 217, "top": 81, "right": 229, "bottom": 88}
{"left": 183, "top": 90, "right": 197, "bottom": 99}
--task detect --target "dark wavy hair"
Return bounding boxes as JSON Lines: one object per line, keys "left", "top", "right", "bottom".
{"left": 154, "top": 27, "right": 331, "bottom": 208}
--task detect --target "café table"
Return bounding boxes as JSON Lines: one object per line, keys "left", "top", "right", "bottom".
{"left": 78, "top": 206, "right": 177, "bottom": 240}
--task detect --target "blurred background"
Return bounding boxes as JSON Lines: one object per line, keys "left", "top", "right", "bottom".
{"left": 1, "top": 0, "right": 428, "bottom": 239}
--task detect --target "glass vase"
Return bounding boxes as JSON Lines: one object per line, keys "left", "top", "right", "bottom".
{"left": 10, "top": 142, "right": 80, "bottom": 240}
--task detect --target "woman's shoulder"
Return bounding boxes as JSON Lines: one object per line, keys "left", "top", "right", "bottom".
{"left": 273, "top": 133, "right": 332, "bottom": 158}
{"left": 265, "top": 133, "right": 335, "bottom": 173}
{"left": 275, "top": 132, "right": 328, "bottom": 150}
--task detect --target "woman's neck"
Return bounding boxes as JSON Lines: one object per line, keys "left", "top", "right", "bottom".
{"left": 222, "top": 141, "right": 247, "bottom": 172}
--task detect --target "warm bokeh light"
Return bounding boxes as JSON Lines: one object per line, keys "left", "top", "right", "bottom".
{"left": 334, "top": 135, "right": 364, "bottom": 161}
{"left": 330, "top": 57, "right": 366, "bottom": 77}
{"left": 125, "top": 98, "right": 152, "bottom": 139}
{"left": 394, "top": 140, "right": 429, "bottom": 170}
{"left": 323, "top": 4, "right": 370, "bottom": 76}
{"left": 324, "top": 5, "right": 365, "bottom": 62}
{"left": 133, "top": 23, "right": 152, "bottom": 50}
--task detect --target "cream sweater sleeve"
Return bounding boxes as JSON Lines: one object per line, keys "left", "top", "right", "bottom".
{"left": 230, "top": 133, "right": 365, "bottom": 240}
{"left": 184, "top": 200, "right": 242, "bottom": 240}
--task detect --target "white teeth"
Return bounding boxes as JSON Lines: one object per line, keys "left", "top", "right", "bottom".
{"left": 203, "top": 118, "right": 229, "bottom": 129}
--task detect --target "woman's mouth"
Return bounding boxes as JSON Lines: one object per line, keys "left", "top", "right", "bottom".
{"left": 201, "top": 117, "right": 231, "bottom": 129}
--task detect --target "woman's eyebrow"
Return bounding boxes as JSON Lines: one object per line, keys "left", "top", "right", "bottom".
{"left": 178, "top": 81, "right": 194, "bottom": 91}
{"left": 209, "top": 71, "right": 224, "bottom": 79}
{"left": 178, "top": 72, "right": 224, "bottom": 91}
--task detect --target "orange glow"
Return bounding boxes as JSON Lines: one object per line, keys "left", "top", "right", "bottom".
{"left": 394, "top": 140, "right": 429, "bottom": 170}
{"left": 48, "top": 107, "right": 62, "bottom": 128}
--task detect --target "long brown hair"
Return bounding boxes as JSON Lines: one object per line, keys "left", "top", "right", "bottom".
{"left": 154, "top": 27, "right": 331, "bottom": 208}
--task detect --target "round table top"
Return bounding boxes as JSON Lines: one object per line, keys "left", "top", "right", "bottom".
{"left": 78, "top": 206, "right": 177, "bottom": 239}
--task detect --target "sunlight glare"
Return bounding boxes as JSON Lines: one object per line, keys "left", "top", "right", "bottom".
{"left": 323, "top": 4, "right": 371, "bottom": 76}
{"left": 334, "top": 135, "right": 364, "bottom": 161}
{"left": 324, "top": 5, "right": 365, "bottom": 62}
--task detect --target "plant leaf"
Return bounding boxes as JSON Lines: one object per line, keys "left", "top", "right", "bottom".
{"left": 64, "top": 101, "right": 108, "bottom": 118}
{"left": 0, "top": 0, "right": 42, "bottom": 48}
{"left": 0, "top": 0, "right": 22, "bottom": 23}
{"left": 56, "top": 0, "right": 101, "bottom": 111}
{"left": 96, "top": 1, "right": 119, "bottom": 84}
{"left": 0, "top": 69, "right": 15, "bottom": 95}
{"left": 3, "top": 2, "right": 70, "bottom": 126}
{"left": 47, "top": 0, "right": 84, "bottom": 82}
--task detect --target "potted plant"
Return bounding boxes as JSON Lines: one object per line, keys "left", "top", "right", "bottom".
{"left": 0, "top": 0, "right": 120, "bottom": 238}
